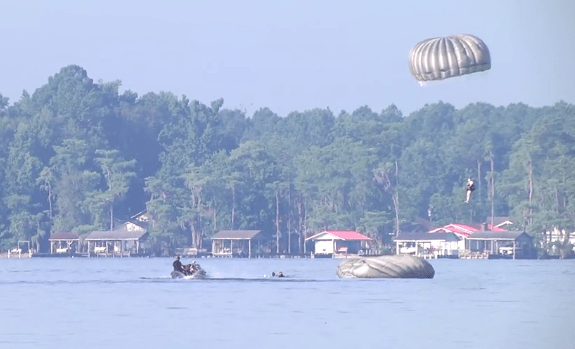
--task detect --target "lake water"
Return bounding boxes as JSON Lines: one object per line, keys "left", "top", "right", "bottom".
{"left": 0, "top": 257, "right": 574, "bottom": 349}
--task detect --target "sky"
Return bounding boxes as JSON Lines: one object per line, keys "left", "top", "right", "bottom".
{"left": 0, "top": 0, "right": 574, "bottom": 117}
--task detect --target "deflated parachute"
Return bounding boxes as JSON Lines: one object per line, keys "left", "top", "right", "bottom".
{"left": 336, "top": 254, "right": 435, "bottom": 279}
{"left": 408, "top": 34, "right": 491, "bottom": 83}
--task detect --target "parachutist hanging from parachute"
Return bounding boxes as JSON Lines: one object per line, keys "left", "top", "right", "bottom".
{"left": 408, "top": 34, "right": 488, "bottom": 204}
{"left": 408, "top": 34, "right": 491, "bottom": 84}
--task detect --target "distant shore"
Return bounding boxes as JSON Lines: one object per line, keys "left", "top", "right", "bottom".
{"left": 0, "top": 252, "right": 32, "bottom": 259}
{"left": 0, "top": 252, "right": 572, "bottom": 260}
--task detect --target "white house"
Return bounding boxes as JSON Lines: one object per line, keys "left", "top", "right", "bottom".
{"left": 394, "top": 232, "right": 460, "bottom": 258}
{"left": 542, "top": 227, "right": 575, "bottom": 251}
{"left": 305, "top": 230, "right": 372, "bottom": 258}
{"left": 429, "top": 223, "right": 506, "bottom": 251}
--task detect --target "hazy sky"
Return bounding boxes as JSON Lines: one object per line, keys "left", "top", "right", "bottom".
{"left": 1, "top": 0, "right": 574, "bottom": 117}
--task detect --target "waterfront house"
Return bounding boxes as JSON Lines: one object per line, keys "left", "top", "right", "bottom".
{"left": 211, "top": 230, "right": 264, "bottom": 258}
{"left": 85, "top": 220, "right": 149, "bottom": 257}
{"left": 541, "top": 227, "right": 575, "bottom": 250}
{"left": 486, "top": 216, "right": 514, "bottom": 229}
{"left": 464, "top": 230, "right": 534, "bottom": 259}
{"left": 429, "top": 223, "right": 506, "bottom": 251}
{"left": 305, "top": 230, "right": 372, "bottom": 258}
{"left": 49, "top": 231, "right": 81, "bottom": 255}
{"left": 394, "top": 232, "right": 460, "bottom": 258}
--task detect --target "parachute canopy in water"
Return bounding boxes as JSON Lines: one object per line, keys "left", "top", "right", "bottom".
{"left": 408, "top": 34, "right": 491, "bottom": 82}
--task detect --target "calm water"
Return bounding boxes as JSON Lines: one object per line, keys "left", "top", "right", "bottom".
{"left": 0, "top": 257, "right": 574, "bottom": 349}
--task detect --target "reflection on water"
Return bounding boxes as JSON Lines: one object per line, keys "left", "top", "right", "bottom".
{"left": 0, "top": 258, "right": 574, "bottom": 349}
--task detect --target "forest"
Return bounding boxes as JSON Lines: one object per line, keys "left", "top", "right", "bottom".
{"left": 0, "top": 65, "right": 574, "bottom": 254}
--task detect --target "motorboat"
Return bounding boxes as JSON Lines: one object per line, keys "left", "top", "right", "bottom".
{"left": 171, "top": 261, "right": 207, "bottom": 279}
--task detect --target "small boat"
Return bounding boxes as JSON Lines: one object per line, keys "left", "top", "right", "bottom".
{"left": 171, "top": 261, "right": 207, "bottom": 279}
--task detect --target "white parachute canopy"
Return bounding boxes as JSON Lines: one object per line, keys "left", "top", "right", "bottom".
{"left": 408, "top": 34, "right": 491, "bottom": 83}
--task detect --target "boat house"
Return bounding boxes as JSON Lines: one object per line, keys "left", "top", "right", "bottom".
{"left": 84, "top": 221, "right": 149, "bottom": 257}
{"left": 210, "top": 230, "right": 264, "bottom": 258}
{"left": 464, "top": 230, "right": 534, "bottom": 259}
{"left": 394, "top": 232, "right": 460, "bottom": 258}
{"left": 49, "top": 231, "right": 81, "bottom": 255}
{"left": 305, "top": 230, "right": 372, "bottom": 258}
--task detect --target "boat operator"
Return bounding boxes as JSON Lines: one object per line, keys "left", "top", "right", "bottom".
{"left": 173, "top": 255, "right": 184, "bottom": 273}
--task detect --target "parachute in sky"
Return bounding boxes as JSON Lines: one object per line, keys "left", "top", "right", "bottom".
{"left": 408, "top": 34, "right": 491, "bottom": 83}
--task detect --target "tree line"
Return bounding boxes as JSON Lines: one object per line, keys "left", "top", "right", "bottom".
{"left": 0, "top": 65, "right": 573, "bottom": 254}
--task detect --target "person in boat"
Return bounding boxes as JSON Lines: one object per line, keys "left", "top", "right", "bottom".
{"left": 179, "top": 261, "right": 200, "bottom": 276}
{"left": 466, "top": 177, "right": 476, "bottom": 203}
{"left": 189, "top": 261, "right": 197, "bottom": 275}
{"left": 173, "top": 256, "right": 184, "bottom": 273}
{"left": 271, "top": 271, "right": 285, "bottom": 277}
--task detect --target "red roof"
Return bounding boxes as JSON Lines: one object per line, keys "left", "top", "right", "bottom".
{"left": 429, "top": 223, "right": 505, "bottom": 238}
{"left": 305, "top": 230, "right": 372, "bottom": 241}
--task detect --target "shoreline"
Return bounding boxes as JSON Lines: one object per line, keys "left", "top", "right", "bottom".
{"left": 0, "top": 252, "right": 570, "bottom": 261}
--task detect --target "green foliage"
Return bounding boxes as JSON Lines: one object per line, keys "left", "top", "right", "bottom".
{"left": 1, "top": 65, "right": 574, "bottom": 254}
